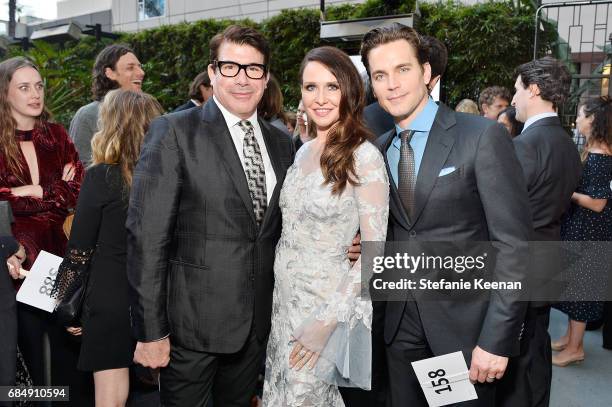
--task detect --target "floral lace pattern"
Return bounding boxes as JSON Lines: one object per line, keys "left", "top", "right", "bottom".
{"left": 262, "top": 140, "right": 389, "bottom": 406}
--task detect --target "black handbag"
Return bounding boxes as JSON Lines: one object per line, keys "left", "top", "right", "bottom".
{"left": 51, "top": 248, "right": 94, "bottom": 327}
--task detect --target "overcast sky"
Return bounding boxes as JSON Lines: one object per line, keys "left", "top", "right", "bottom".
{"left": 1, "top": 0, "right": 58, "bottom": 21}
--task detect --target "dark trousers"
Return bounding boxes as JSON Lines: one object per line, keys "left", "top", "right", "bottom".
{"left": 0, "top": 270, "right": 17, "bottom": 407}
{"left": 496, "top": 306, "right": 551, "bottom": 407}
{"left": 160, "top": 328, "right": 266, "bottom": 407}
{"left": 386, "top": 304, "right": 496, "bottom": 407}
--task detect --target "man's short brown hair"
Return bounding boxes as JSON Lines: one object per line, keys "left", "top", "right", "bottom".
{"left": 209, "top": 25, "right": 270, "bottom": 68}
{"left": 360, "top": 23, "right": 427, "bottom": 75}
{"left": 478, "top": 86, "right": 511, "bottom": 108}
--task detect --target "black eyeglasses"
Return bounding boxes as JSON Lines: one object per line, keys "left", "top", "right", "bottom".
{"left": 213, "top": 60, "right": 267, "bottom": 79}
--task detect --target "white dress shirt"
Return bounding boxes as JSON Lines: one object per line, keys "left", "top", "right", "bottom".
{"left": 214, "top": 96, "right": 277, "bottom": 204}
{"left": 522, "top": 112, "right": 558, "bottom": 133}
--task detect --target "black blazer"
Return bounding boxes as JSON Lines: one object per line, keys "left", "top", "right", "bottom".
{"left": 513, "top": 116, "right": 582, "bottom": 241}
{"left": 377, "top": 104, "right": 532, "bottom": 358}
{"left": 127, "top": 99, "right": 294, "bottom": 353}
{"left": 172, "top": 100, "right": 198, "bottom": 113}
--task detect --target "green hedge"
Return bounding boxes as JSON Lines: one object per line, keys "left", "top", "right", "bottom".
{"left": 4, "top": 0, "right": 555, "bottom": 127}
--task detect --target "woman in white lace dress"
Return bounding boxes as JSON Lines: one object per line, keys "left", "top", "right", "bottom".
{"left": 262, "top": 46, "right": 389, "bottom": 406}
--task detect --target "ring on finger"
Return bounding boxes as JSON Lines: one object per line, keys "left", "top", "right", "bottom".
{"left": 298, "top": 349, "right": 307, "bottom": 358}
{"left": 486, "top": 376, "right": 495, "bottom": 383}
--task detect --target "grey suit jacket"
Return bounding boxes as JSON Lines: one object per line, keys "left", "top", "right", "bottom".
{"left": 127, "top": 99, "right": 294, "bottom": 353}
{"left": 377, "top": 104, "right": 532, "bottom": 358}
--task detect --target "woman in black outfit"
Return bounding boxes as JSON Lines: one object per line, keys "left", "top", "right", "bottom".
{"left": 53, "top": 89, "right": 163, "bottom": 406}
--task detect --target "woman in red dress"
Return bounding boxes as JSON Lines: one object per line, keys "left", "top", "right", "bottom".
{"left": 0, "top": 57, "right": 86, "bottom": 396}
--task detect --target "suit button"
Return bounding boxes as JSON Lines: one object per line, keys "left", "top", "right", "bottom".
{"left": 409, "top": 230, "right": 417, "bottom": 237}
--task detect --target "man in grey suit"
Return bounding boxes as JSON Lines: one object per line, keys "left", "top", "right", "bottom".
{"left": 495, "top": 57, "right": 582, "bottom": 407}
{"left": 361, "top": 24, "right": 532, "bottom": 406}
{"left": 127, "top": 26, "right": 294, "bottom": 406}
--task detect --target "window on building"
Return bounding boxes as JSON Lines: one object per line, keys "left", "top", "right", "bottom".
{"left": 138, "top": 0, "right": 165, "bottom": 20}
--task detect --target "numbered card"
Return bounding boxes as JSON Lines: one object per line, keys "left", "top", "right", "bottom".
{"left": 16, "top": 250, "right": 63, "bottom": 312}
{"left": 411, "top": 351, "right": 478, "bottom": 407}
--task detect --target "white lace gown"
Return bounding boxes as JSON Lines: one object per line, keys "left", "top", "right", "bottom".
{"left": 262, "top": 140, "right": 389, "bottom": 406}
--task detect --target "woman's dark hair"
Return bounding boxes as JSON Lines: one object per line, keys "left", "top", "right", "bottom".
{"left": 497, "top": 106, "right": 524, "bottom": 137}
{"left": 258, "top": 73, "right": 287, "bottom": 123}
{"left": 579, "top": 96, "right": 612, "bottom": 158}
{"left": 91, "top": 44, "right": 135, "bottom": 101}
{"left": 299, "top": 46, "right": 373, "bottom": 195}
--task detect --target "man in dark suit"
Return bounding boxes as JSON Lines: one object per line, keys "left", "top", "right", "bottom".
{"left": 360, "top": 24, "right": 532, "bottom": 406}
{"left": 172, "top": 71, "right": 213, "bottom": 112}
{"left": 126, "top": 25, "right": 294, "bottom": 406}
{"left": 495, "top": 57, "right": 582, "bottom": 407}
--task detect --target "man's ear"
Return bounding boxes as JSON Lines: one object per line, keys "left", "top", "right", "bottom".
{"left": 104, "top": 67, "right": 117, "bottom": 81}
{"left": 422, "top": 62, "right": 432, "bottom": 86}
{"left": 529, "top": 84, "right": 540, "bottom": 97}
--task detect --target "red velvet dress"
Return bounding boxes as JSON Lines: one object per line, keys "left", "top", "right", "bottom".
{"left": 0, "top": 122, "right": 83, "bottom": 276}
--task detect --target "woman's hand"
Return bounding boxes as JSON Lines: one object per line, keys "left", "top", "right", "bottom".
{"left": 66, "top": 327, "right": 82, "bottom": 336}
{"left": 62, "top": 163, "right": 76, "bottom": 182}
{"left": 10, "top": 185, "right": 43, "bottom": 199}
{"left": 6, "top": 244, "right": 26, "bottom": 280}
{"left": 289, "top": 339, "right": 320, "bottom": 371}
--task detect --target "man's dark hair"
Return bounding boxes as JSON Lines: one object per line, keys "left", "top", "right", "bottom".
{"left": 360, "top": 23, "right": 427, "bottom": 75}
{"left": 209, "top": 25, "right": 270, "bottom": 69}
{"left": 478, "top": 86, "right": 511, "bottom": 108}
{"left": 91, "top": 44, "right": 135, "bottom": 101}
{"left": 188, "top": 71, "right": 211, "bottom": 102}
{"left": 421, "top": 35, "right": 447, "bottom": 80}
{"left": 515, "top": 56, "right": 571, "bottom": 110}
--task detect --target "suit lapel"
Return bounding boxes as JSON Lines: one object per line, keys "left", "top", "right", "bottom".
{"left": 379, "top": 130, "right": 412, "bottom": 231}
{"left": 258, "top": 119, "right": 286, "bottom": 231}
{"left": 202, "top": 101, "right": 257, "bottom": 226}
{"left": 412, "top": 105, "right": 456, "bottom": 224}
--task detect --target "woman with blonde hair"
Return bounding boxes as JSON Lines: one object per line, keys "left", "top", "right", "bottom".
{"left": 53, "top": 89, "right": 163, "bottom": 406}
{"left": 0, "top": 56, "right": 83, "bottom": 391}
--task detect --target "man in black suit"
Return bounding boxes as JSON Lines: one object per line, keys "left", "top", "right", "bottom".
{"left": 172, "top": 71, "right": 213, "bottom": 112}
{"left": 364, "top": 35, "right": 447, "bottom": 137}
{"left": 127, "top": 25, "right": 294, "bottom": 406}
{"left": 361, "top": 24, "right": 532, "bottom": 406}
{"left": 495, "top": 57, "right": 582, "bottom": 407}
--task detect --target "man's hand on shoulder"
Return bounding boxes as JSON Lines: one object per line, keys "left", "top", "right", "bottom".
{"left": 468, "top": 345, "right": 508, "bottom": 384}
{"left": 134, "top": 337, "right": 171, "bottom": 369}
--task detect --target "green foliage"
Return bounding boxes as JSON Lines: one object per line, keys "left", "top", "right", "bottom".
{"left": 417, "top": 0, "right": 555, "bottom": 106}
{"left": 1, "top": 0, "right": 556, "bottom": 122}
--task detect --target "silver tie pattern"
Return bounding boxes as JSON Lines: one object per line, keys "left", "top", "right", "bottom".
{"left": 398, "top": 130, "right": 416, "bottom": 220}
{"left": 238, "top": 120, "right": 267, "bottom": 225}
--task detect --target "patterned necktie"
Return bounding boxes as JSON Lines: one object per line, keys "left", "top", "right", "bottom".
{"left": 238, "top": 120, "right": 267, "bottom": 226}
{"left": 398, "top": 130, "right": 416, "bottom": 220}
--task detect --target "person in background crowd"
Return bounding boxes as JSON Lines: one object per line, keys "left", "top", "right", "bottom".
{"left": 479, "top": 85, "right": 511, "bottom": 120}
{"left": 293, "top": 100, "right": 313, "bottom": 151}
{"left": 262, "top": 45, "right": 389, "bottom": 406}
{"left": 53, "top": 89, "right": 163, "bottom": 407}
{"left": 364, "top": 34, "right": 448, "bottom": 137}
{"left": 173, "top": 71, "right": 213, "bottom": 112}
{"left": 285, "top": 111, "right": 296, "bottom": 134}
{"left": 363, "top": 24, "right": 531, "bottom": 406}
{"left": 0, "top": 56, "right": 89, "bottom": 404}
{"left": 497, "top": 106, "right": 523, "bottom": 137}
{"left": 258, "top": 73, "right": 291, "bottom": 136}
{"left": 0, "top": 234, "right": 25, "bottom": 406}
{"left": 552, "top": 96, "right": 612, "bottom": 366}
{"left": 497, "top": 56, "right": 582, "bottom": 407}
{"left": 70, "top": 44, "right": 145, "bottom": 165}
{"left": 455, "top": 98, "right": 480, "bottom": 114}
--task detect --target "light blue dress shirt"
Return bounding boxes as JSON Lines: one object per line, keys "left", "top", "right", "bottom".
{"left": 387, "top": 98, "right": 439, "bottom": 187}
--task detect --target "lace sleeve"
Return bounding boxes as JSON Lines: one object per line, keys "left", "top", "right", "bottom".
{"left": 51, "top": 248, "right": 94, "bottom": 302}
{"left": 293, "top": 142, "right": 389, "bottom": 389}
